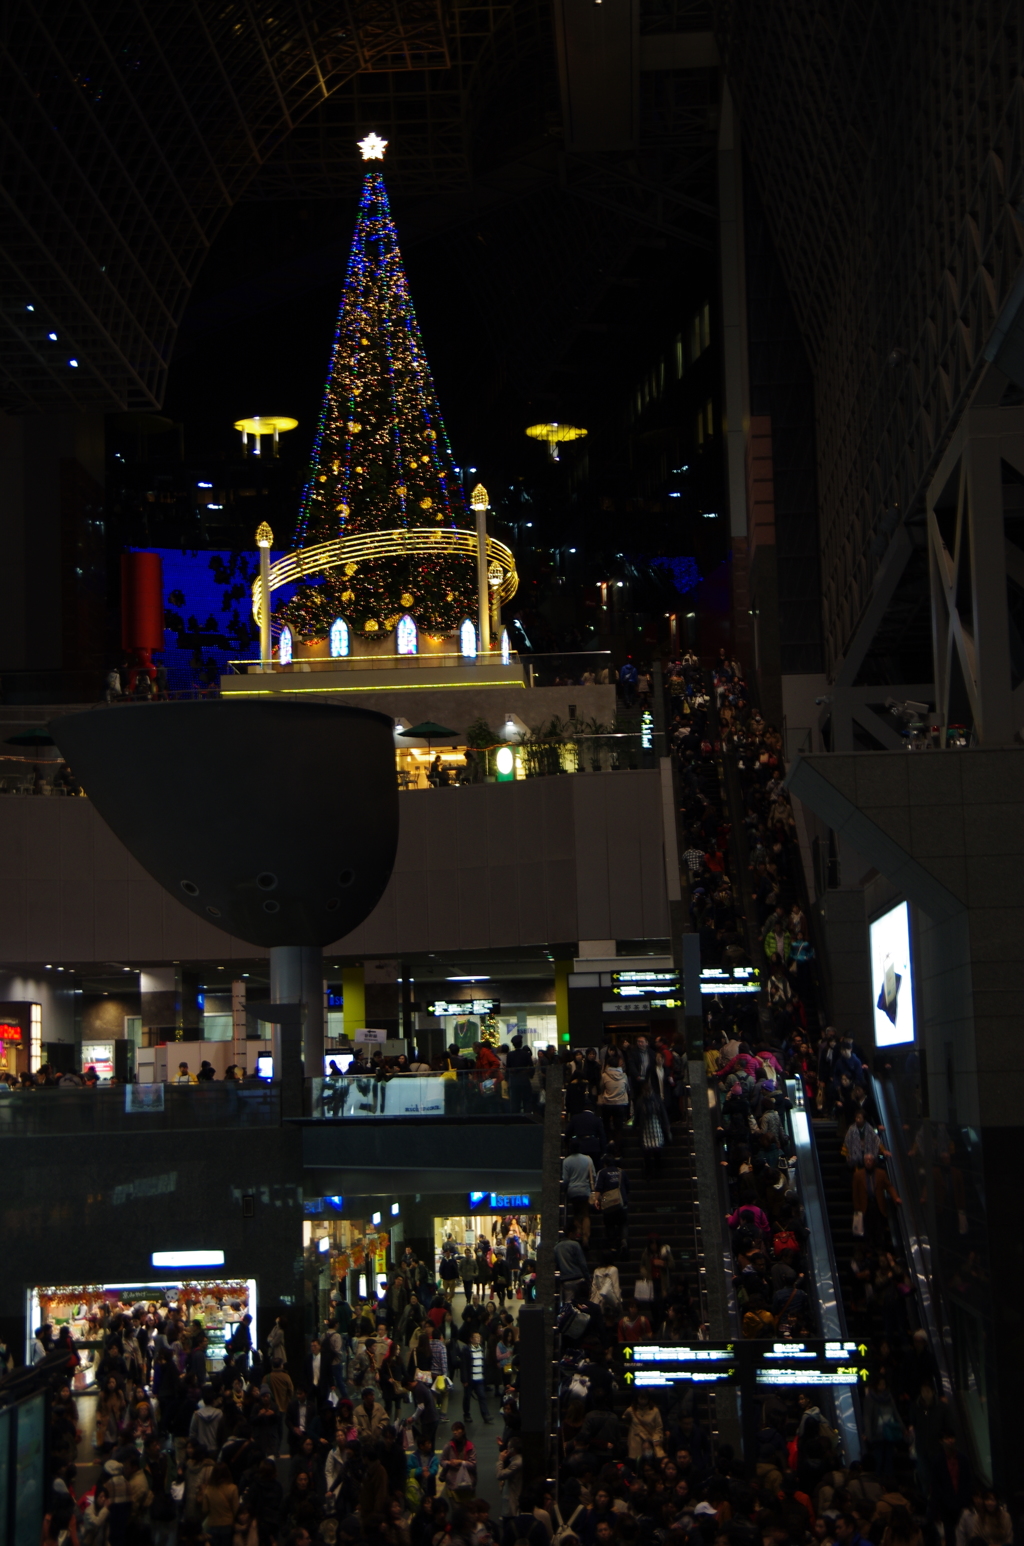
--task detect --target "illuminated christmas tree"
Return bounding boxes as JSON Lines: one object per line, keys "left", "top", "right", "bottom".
{"left": 280, "top": 134, "right": 475, "bottom": 642}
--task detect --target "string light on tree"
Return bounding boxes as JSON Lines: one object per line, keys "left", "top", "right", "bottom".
{"left": 279, "top": 137, "right": 476, "bottom": 643}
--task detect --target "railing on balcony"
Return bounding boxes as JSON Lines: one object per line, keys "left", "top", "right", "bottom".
{"left": 309, "top": 1071, "right": 540, "bottom": 1120}
{"left": 225, "top": 651, "right": 521, "bottom": 675}
{"left": 0, "top": 1082, "right": 281, "bottom": 1134}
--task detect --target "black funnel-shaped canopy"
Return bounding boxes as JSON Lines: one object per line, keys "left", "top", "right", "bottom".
{"left": 50, "top": 699, "right": 399, "bottom": 948}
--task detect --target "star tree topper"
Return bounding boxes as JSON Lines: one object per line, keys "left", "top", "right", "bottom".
{"left": 358, "top": 132, "right": 388, "bottom": 161}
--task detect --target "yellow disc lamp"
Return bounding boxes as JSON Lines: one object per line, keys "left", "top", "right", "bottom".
{"left": 525, "top": 421, "right": 587, "bottom": 462}
{"left": 234, "top": 415, "right": 298, "bottom": 457}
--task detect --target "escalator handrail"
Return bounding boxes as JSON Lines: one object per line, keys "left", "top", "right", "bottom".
{"left": 870, "top": 1074, "right": 956, "bottom": 1406}
{"left": 786, "top": 1078, "right": 863, "bottom": 1463}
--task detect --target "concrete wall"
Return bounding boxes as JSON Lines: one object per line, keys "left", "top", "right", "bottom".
{"left": 221, "top": 683, "right": 617, "bottom": 735}
{"left": 0, "top": 768, "right": 671, "bottom": 965}
{"left": 787, "top": 747, "right": 1024, "bottom": 1127}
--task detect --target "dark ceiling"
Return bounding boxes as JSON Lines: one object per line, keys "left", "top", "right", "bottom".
{"left": 0, "top": 1, "right": 719, "bottom": 475}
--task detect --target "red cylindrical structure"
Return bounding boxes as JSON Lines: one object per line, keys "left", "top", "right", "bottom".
{"left": 121, "top": 551, "right": 164, "bottom": 651}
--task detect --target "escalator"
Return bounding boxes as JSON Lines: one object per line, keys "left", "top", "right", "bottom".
{"left": 811, "top": 1118, "right": 861, "bottom": 1330}
{"left": 688, "top": 672, "right": 861, "bottom": 1454}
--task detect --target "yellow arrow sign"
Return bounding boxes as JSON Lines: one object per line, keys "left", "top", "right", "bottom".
{"left": 624, "top": 1370, "right": 634, "bottom": 1383}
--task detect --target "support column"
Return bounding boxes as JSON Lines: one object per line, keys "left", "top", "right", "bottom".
{"left": 231, "top": 979, "right": 249, "bottom": 1072}
{"left": 270, "top": 945, "right": 325, "bottom": 1075}
{"left": 139, "top": 966, "right": 181, "bottom": 1043}
{"left": 342, "top": 964, "right": 365, "bottom": 1040}
{"left": 554, "top": 959, "right": 571, "bottom": 1049}
{"left": 718, "top": 79, "right": 751, "bottom": 666}
{"left": 256, "top": 523, "right": 273, "bottom": 669}
{"left": 476, "top": 503, "right": 491, "bottom": 653}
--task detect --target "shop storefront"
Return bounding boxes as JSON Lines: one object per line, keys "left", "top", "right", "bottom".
{"left": 434, "top": 1192, "right": 539, "bottom": 1275}
{"left": 304, "top": 1215, "right": 397, "bottom": 1324}
{"left": 422, "top": 997, "right": 555, "bottom": 1055}
{"left": 28, "top": 1277, "right": 257, "bottom": 1385}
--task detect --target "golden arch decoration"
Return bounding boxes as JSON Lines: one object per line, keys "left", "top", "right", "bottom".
{"left": 252, "top": 528, "right": 519, "bottom": 631}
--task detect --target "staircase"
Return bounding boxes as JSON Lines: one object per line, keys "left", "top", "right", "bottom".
{"left": 587, "top": 1092, "right": 702, "bottom": 1319}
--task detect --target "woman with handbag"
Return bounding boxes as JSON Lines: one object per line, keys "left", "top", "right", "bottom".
{"left": 94, "top": 1376, "right": 126, "bottom": 1449}
{"left": 598, "top": 1053, "right": 629, "bottom": 1144}
{"left": 439, "top": 1423, "right": 477, "bottom": 1504}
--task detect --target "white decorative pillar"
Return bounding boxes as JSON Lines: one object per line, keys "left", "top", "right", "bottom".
{"left": 470, "top": 483, "right": 491, "bottom": 653}
{"left": 256, "top": 522, "right": 273, "bottom": 670}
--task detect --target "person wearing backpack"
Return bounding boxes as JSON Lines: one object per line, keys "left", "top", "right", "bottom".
{"left": 320, "top": 1322, "right": 345, "bottom": 1393}
{"left": 594, "top": 1153, "right": 629, "bottom": 1257}
{"left": 551, "top": 1499, "right": 585, "bottom": 1546}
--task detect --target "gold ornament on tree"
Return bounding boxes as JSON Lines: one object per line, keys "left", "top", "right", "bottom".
{"left": 364, "top": 619, "right": 379, "bottom": 632}
{"left": 400, "top": 593, "right": 414, "bottom": 607}
{"left": 481, "top": 1013, "right": 500, "bottom": 1047}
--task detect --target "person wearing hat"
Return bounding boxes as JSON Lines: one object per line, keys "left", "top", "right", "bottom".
{"left": 196, "top": 1060, "right": 216, "bottom": 1082}
{"left": 505, "top": 1035, "right": 534, "bottom": 1116}
{"left": 175, "top": 1062, "right": 198, "bottom": 1085}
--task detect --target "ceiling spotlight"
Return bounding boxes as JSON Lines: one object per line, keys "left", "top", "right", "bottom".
{"left": 68, "top": 358, "right": 79, "bottom": 367}
{"left": 47, "top": 331, "right": 58, "bottom": 341}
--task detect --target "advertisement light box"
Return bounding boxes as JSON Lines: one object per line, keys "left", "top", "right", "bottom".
{"left": 429, "top": 999, "right": 499, "bottom": 1018}
{"left": 468, "top": 1191, "right": 531, "bottom": 1210}
{"left": 869, "top": 901, "right": 916, "bottom": 1046}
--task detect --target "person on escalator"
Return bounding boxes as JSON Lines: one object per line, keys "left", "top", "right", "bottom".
{"left": 843, "top": 1109, "right": 885, "bottom": 1168}
{"left": 852, "top": 1153, "right": 902, "bottom": 1247}
{"left": 567, "top": 1101, "right": 605, "bottom": 1163}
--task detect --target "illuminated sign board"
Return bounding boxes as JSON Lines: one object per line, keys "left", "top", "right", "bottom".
{"left": 429, "top": 999, "right": 499, "bottom": 1018}
{"left": 618, "top": 1340, "right": 868, "bottom": 1389}
{"left": 641, "top": 710, "right": 654, "bottom": 751}
{"left": 869, "top": 901, "right": 916, "bottom": 1047}
{"left": 152, "top": 1249, "right": 225, "bottom": 1269}
{"left": 700, "top": 966, "right": 761, "bottom": 996}
{"left": 469, "top": 1192, "right": 531, "bottom": 1211}
{"left": 602, "top": 999, "right": 681, "bottom": 1013}
{"left": 0, "top": 1023, "right": 22, "bottom": 1042}
{"left": 611, "top": 971, "right": 678, "bottom": 983}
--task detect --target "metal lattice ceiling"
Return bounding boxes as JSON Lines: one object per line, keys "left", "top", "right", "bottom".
{"left": 0, "top": 0, "right": 720, "bottom": 417}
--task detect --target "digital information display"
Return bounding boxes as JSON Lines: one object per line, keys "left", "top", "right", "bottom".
{"left": 700, "top": 967, "right": 761, "bottom": 996}
{"left": 429, "top": 999, "right": 499, "bottom": 1018}
{"left": 869, "top": 901, "right": 916, "bottom": 1047}
{"left": 610, "top": 970, "right": 679, "bottom": 984}
{"left": 619, "top": 1340, "right": 868, "bottom": 1389}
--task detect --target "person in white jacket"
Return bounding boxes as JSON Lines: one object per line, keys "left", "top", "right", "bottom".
{"left": 590, "top": 1254, "right": 622, "bottom": 1313}
{"left": 599, "top": 1052, "right": 630, "bottom": 1144}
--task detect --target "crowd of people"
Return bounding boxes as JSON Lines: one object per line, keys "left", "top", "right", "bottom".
{"left": 37, "top": 1233, "right": 540, "bottom": 1546}
{"left": 542, "top": 651, "right": 1010, "bottom": 1546}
